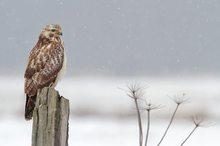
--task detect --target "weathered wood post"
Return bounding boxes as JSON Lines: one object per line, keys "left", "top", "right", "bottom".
{"left": 32, "top": 87, "right": 69, "bottom": 146}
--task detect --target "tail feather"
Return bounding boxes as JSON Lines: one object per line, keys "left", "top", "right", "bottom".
{"left": 25, "top": 95, "right": 37, "bottom": 120}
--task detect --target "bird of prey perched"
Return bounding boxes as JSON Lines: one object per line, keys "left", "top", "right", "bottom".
{"left": 24, "top": 24, "right": 66, "bottom": 120}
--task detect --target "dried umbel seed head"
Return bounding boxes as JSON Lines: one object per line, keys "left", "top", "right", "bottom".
{"left": 191, "top": 113, "right": 215, "bottom": 127}
{"left": 122, "top": 82, "right": 146, "bottom": 100}
{"left": 171, "top": 91, "right": 190, "bottom": 105}
{"left": 144, "top": 99, "right": 163, "bottom": 111}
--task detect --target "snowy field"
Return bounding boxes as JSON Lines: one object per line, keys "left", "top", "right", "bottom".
{"left": 0, "top": 117, "right": 220, "bottom": 146}
{"left": 0, "top": 76, "right": 220, "bottom": 117}
{"left": 0, "top": 76, "right": 220, "bottom": 145}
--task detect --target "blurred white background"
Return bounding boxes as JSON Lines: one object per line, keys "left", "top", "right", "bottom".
{"left": 0, "top": 0, "right": 220, "bottom": 145}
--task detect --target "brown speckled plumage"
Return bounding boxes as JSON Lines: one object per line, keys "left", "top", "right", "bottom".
{"left": 24, "top": 24, "right": 66, "bottom": 120}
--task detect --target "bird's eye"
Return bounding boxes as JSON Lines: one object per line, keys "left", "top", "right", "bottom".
{"left": 51, "top": 29, "right": 56, "bottom": 32}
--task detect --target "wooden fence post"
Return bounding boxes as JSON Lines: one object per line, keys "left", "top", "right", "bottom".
{"left": 31, "top": 87, "right": 69, "bottom": 146}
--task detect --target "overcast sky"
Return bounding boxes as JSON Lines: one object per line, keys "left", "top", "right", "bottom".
{"left": 0, "top": 0, "right": 220, "bottom": 76}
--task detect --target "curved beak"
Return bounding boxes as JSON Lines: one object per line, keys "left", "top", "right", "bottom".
{"left": 59, "top": 31, "right": 63, "bottom": 36}
{"left": 57, "top": 29, "right": 63, "bottom": 36}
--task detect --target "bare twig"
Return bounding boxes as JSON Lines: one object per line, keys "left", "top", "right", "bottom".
{"left": 180, "top": 114, "right": 214, "bottom": 146}
{"left": 157, "top": 92, "right": 189, "bottom": 146}
{"left": 134, "top": 98, "right": 143, "bottom": 146}
{"left": 157, "top": 104, "right": 179, "bottom": 146}
{"left": 144, "top": 100, "right": 162, "bottom": 146}
{"left": 144, "top": 110, "right": 150, "bottom": 146}
{"left": 124, "top": 83, "right": 144, "bottom": 146}
{"left": 180, "top": 125, "right": 198, "bottom": 146}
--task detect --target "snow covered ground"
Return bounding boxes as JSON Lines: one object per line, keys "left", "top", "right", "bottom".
{"left": 0, "top": 117, "right": 219, "bottom": 146}
{"left": 0, "top": 76, "right": 219, "bottom": 145}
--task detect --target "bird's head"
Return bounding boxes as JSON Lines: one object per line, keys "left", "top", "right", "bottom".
{"left": 40, "top": 24, "right": 63, "bottom": 39}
